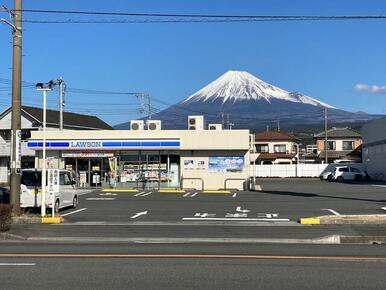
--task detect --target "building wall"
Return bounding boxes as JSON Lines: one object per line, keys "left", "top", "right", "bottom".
{"left": 180, "top": 150, "right": 249, "bottom": 190}
{"left": 30, "top": 129, "right": 251, "bottom": 190}
{"left": 362, "top": 117, "right": 386, "bottom": 180}
{"left": 316, "top": 138, "right": 362, "bottom": 151}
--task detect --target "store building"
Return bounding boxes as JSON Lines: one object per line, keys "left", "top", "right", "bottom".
{"left": 27, "top": 126, "right": 251, "bottom": 190}
{"left": 0, "top": 106, "right": 112, "bottom": 184}
{"left": 362, "top": 117, "right": 386, "bottom": 180}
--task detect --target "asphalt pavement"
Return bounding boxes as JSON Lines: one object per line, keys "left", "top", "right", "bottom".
{"left": 7, "top": 179, "right": 386, "bottom": 242}
{"left": 0, "top": 242, "right": 385, "bottom": 290}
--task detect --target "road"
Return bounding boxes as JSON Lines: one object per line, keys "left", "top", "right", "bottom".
{"left": 0, "top": 242, "right": 385, "bottom": 289}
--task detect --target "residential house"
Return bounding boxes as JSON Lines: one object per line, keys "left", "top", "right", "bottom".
{"left": 252, "top": 130, "right": 300, "bottom": 164}
{"left": 0, "top": 106, "right": 113, "bottom": 183}
{"left": 313, "top": 127, "right": 362, "bottom": 163}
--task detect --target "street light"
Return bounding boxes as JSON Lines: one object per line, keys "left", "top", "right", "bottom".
{"left": 36, "top": 81, "right": 56, "bottom": 217}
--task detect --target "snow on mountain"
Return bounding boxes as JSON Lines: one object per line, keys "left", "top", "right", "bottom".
{"left": 183, "top": 70, "right": 335, "bottom": 108}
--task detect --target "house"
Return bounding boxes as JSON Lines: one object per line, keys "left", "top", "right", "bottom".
{"left": 313, "top": 127, "right": 362, "bottom": 163}
{"left": 362, "top": 117, "right": 386, "bottom": 180}
{"left": 252, "top": 130, "right": 300, "bottom": 164}
{"left": 0, "top": 106, "right": 113, "bottom": 183}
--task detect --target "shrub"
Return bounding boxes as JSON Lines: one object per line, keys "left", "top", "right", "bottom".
{"left": 0, "top": 204, "right": 13, "bottom": 232}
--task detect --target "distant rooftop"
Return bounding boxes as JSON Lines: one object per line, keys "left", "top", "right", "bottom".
{"left": 314, "top": 127, "right": 361, "bottom": 138}
{"left": 254, "top": 130, "right": 299, "bottom": 142}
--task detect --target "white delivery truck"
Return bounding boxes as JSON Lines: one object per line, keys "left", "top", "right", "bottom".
{"left": 20, "top": 169, "right": 78, "bottom": 212}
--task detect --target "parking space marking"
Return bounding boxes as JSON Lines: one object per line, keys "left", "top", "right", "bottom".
{"left": 134, "top": 191, "right": 146, "bottom": 197}
{"left": 322, "top": 209, "right": 341, "bottom": 216}
{"left": 381, "top": 207, "right": 386, "bottom": 211}
{"left": 372, "top": 185, "right": 386, "bottom": 188}
{"left": 141, "top": 192, "right": 152, "bottom": 197}
{"left": 183, "top": 192, "right": 198, "bottom": 198}
{"left": 232, "top": 192, "right": 237, "bottom": 198}
{"left": 61, "top": 208, "right": 87, "bottom": 217}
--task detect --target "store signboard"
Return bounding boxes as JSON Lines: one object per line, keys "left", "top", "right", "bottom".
{"left": 28, "top": 139, "right": 180, "bottom": 150}
{"left": 47, "top": 169, "right": 60, "bottom": 196}
{"left": 62, "top": 152, "right": 114, "bottom": 158}
{"left": 208, "top": 156, "right": 244, "bottom": 173}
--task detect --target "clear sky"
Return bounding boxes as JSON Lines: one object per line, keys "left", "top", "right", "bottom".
{"left": 1, "top": 0, "right": 386, "bottom": 125}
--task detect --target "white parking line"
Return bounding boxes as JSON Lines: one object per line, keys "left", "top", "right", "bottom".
{"left": 372, "top": 185, "right": 386, "bottom": 188}
{"left": 190, "top": 192, "right": 198, "bottom": 197}
{"left": 322, "top": 208, "right": 341, "bottom": 216}
{"left": 232, "top": 192, "right": 237, "bottom": 198}
{"left": 86, "top": 197, "right": 115, "bottom": 201}
{"left": 381, "top": 207, "right": 386, "bottom": 211}
{"left": 0, "top": 263, "right": 36, "bottom": 266}
{"left": 61, "top": 208, "right": 87, "bottom": 217}
{"left": 134, "top": 191, "right": 146, "bottom": 197}
{"left": 141, "top": 192, "right": 152, "bottom": 197}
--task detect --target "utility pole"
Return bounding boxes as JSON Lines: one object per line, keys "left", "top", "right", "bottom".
{"left": 147, "top": 94, "right": 152, "bottom": 120}
{"left": 10, "top": 0, "right": 22, "bottom": 215}
{"left": 277, "top": 119, "right": 280, "bottom": 131}
{"left": 221, "top": 112, "right": 224, "bottom": 128}
{"left": 324, "top": 107, "right": 328, "bottom": 164}
{"left": 58, "top": 78, "right": 65, "bottom": 130}
{"left": 226, "top": 113, "right": 230, "bottom": 129}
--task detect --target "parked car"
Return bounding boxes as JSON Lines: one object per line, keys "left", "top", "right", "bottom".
{"left": 320, "top": 171, "right": 333, "bottom": 181}
{"left": 0, "top": 186, "right": 10, "bottom": 204}
{"left": 331, "top": 166, "right": 366, "bottom": 182}
{"left": 20, "top": 169, "right": 78, "bottom": 212}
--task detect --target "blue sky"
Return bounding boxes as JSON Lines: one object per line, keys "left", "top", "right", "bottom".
{"left": 1, "top": 0, "right": 386, "bottom": 125}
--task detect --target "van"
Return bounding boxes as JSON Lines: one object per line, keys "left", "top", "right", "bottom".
{"left": 332, "top": 166, "right": 366, "bottom": 182}
{"left": 20, "top": 169, "right": 78, "bottom": 212}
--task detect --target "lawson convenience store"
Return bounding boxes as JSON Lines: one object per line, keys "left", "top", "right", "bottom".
{"left": 28, "top": 129, "right": 251, "bottom": 190}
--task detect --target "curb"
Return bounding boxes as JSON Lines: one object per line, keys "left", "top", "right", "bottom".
{"left": 41, "top": 216, "right": 62, "bottom": 224}
{"left": 299, "top": 214, "right": 386, "bottom": 225}
{"left": 158, "top": 189, "right": 186, "bottom": 193}
{"left": 203, "top": 190, "right": 231, "bottom": 194}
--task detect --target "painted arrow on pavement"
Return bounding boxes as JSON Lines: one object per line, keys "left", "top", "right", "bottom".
{"left": 130, "top": 211, "right": 148, "bottom": 219}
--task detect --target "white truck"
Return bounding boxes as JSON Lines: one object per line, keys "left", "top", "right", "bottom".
{"left": 20, "top": 169, "right": 78, "bottom": 212}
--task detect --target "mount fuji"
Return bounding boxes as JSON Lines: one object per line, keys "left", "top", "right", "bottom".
{"left": 115, "top": 70, "right": 380, "bottom": 131}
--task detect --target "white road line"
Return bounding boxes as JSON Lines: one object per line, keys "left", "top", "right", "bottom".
{"left": 381, "top": 207, "right": 386, "bottom": 211}
{"left": 190, "top": 192, "right": 198, "bottom": 197}
{"left": 182, "top": 217, "right": 290, "bottom": 222}
{"left": 372, "top": 185, "right": 386, "bottom": 188}
{"left": 61, "top": 208, "right": 87, "bottom": 217}
{"left": 0, "top": 263, "right": 36, "bottom": 266}
{"left": 322, "top": 209, "right": 341, "bottom": 216}
{"left": 141, "top": 192, "right": 152, "bottom": 197}
{"left": 134, "top": 191, "right": 146, "bottom": 197}
{"left": 232, "top": 192, "right": 237, "bottom": 198}
{"left": 183, "top": 192, "right": 192, "bottom": 197}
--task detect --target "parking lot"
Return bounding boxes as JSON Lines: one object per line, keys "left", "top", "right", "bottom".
{"left": 59, "top": 179, "right": 386, "bottom": 225}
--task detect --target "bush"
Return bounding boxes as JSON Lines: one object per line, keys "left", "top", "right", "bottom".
{"left": 0, "top": 204, "right": 13, "bottom": 232}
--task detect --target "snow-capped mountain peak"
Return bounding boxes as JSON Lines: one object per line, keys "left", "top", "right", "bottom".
{"left": 183, "top": 70, "right": 334, "bottom": 108}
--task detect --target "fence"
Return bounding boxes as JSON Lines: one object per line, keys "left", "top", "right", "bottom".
{"left": 251, "top": 163, "right": 364, "bottom": 178}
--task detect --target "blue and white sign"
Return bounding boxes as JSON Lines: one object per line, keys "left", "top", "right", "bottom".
{"left": 28, "top": 139, "right": 180, "bottom": 150}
